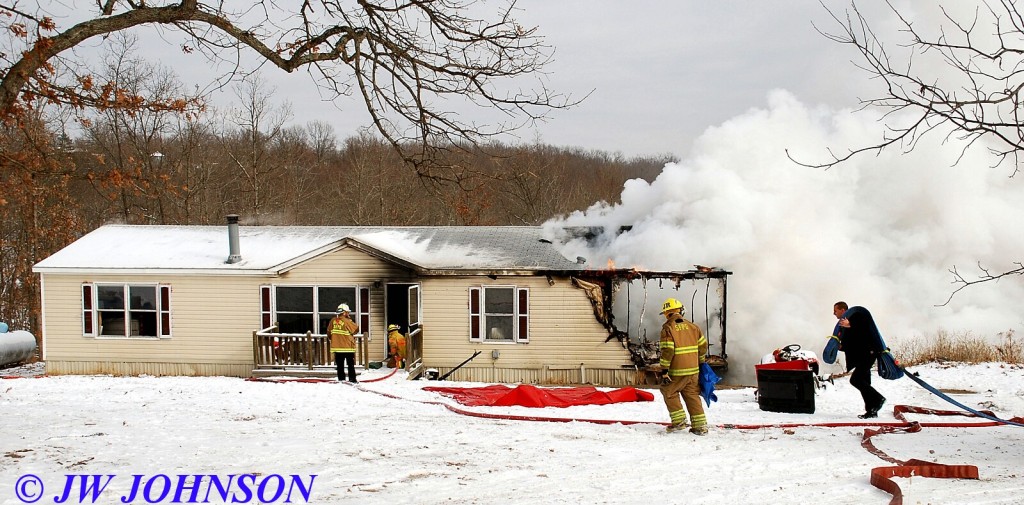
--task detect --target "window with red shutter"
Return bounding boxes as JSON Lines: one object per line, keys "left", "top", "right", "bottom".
{"left": 260, "top": 285, "right": 272, "bottom": 330}
{"left": 469, "top": 287, "right": 481, "bottom": 341}
{"left": 359, "top": 287, "right": 370, "bottom": 337}
{"left": 516, "top": 288, "right": 529, "bottom": 342}
{"left": 82, "top": 284, "right": 94, "bottom": 335}
{"left": 159, "top": 286, "right": 171, "bottom": 337}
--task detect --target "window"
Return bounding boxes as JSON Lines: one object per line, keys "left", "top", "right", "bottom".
{"left": 82, "top": 283, "right": 171, "bottom": 338}
{"left": 265, "top": 285, "right": 365, "bottom": 335}
{"left": 469, "top": 286, "right": 529, "bottom": 343}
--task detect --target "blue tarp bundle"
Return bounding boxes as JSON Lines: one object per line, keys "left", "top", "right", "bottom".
{"left": 699, "top": 362, "right": 721, "bottom": 407}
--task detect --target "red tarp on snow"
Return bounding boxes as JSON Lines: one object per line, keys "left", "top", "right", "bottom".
{"left": 423, "top": 384, "right": 655, "bottom": 408}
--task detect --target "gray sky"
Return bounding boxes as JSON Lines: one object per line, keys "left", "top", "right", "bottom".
{"left": 505, "top": 2, "right": 872, "bottom": 158}
{"left": 175, "top": 1, "right": 877, "bottom": 160}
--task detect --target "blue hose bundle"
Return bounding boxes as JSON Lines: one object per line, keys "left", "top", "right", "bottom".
{"left": 823, "top": 331, "right": 841, "bottom": 365}
{"left": 876, "top": 347, "right": 904, "bottom": 380}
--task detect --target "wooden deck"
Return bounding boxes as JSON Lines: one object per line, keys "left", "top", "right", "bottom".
{"left": 251, "top": 326, "right": 423, "bottom": 379}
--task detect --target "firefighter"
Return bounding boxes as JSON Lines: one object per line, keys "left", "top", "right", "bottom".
{"left": 656, "top": 297, "right": 710, "bottom": 435}
{"left": 328, "top": 303, "right": 359, "bottom": 382}
{"left": 386, "top": 324, "right": 407, "bottom": 369}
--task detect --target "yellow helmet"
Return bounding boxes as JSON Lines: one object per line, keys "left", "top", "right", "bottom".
{"left": 387, "top": 324, "right": 400, "bottom": 332}
{"left": 660, "top": 298, "right": 684, "bottom": 315}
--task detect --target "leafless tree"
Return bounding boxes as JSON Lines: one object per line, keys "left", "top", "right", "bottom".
{"left": 79, "top": 34, "right": 183, "bottom": 224}
{"left": 800, "top": 1, "right": 1024, "bottom": 174}
{"left": 272, "top": 125, "right": 323, "bottom": 224}
{"left": 306, "top": 120, "right": 338, "bottom": 167}
{"left": 221, "top": 76, "right": 292, "bottom": 224}
{"left": 328, "top": 131, "right": 428, "bottom": 225}
{"left": 166, "top": 115, "right": 224, "bottom": 224}
{"left": 803, "top": 0, "right": 1024, "bottom": 300}
{"left": 0, "top": 0, "right": 573, "bottom": 182}
{"left": 490, "top": 144, "right": 578, "bottom": 224}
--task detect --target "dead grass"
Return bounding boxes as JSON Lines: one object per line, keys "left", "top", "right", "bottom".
{"left": 893, "top": 329, "right": 1022, "bottom": 367}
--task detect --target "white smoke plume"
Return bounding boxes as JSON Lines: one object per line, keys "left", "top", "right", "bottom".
{"left": 545, "top": 90, "right": 1024, "bottom": 383}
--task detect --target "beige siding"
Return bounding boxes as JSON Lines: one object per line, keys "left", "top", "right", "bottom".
{"left": 41, "top": 273, "right": 262, "bottom": 369}
{"left": 39, "top": 246, "right": 408, "bottom": 376}
{"left": 419, "top": 276, "right": 635, "bottom": 384}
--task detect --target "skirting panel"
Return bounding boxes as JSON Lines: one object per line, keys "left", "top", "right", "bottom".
{"left": 45, "top": 361, "right": 252, "bottom": 378}
{"left": 427, "top": 366, "right": 639, "bottom": 386}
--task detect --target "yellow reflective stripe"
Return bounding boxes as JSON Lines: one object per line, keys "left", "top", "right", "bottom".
{"left": 668, "top": 367, "right": 699, "bottom": 376}
{"left": 659, "top": 359, "right": 671, "bottom": 367}
{"left": 669, "top": 409, "right": 687, "bottom": 424}
{"left": 331, "top": 347, "right": 356, "bottom": 353}
{"left": 697, "top": 336, "right": 707, "bottom": 345}
{"left": 660, "top": 341, "right": 674, "bottom": 349}
{"left": 674, "top": 345, "right": 698, "bottom": 354}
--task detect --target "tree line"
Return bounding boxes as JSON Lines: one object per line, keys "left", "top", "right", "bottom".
{"left": 0, "top": 73, "right": 672, "bottom": 335}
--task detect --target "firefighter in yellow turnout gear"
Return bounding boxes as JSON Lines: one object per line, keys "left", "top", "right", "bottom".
{"left": 328, "top": 303, "right": 359, "bottom": 382}
{"left": 386, "top": 324, "right": 407, "bottom": 369}
{"left": 657, "top": 298, "right": 710, "bottom": 435}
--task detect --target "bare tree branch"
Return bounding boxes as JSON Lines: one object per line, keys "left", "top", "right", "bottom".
{"left": 791, "top": 0, "right": 1024, "bottom": 177}
{"left": 795, "top": 1, "right": 1024, "bottom": 301}
{"left": 0, "top": 1, "right": 577, "bottom": 182}
{"left": 939, "top": 261, "right": 1024, "bottom": 306}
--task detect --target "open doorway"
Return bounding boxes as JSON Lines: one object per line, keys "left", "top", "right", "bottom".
{"left": 385, "top": 283, "right": 420, "bottom": 354}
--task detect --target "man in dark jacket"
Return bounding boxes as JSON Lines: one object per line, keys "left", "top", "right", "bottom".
{"left": 833, "top": 301, "right": 886, "bottom": 418}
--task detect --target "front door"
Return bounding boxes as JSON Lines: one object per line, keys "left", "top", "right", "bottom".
{"left": 385, "top": 283, "right": 421, "bottom": 354}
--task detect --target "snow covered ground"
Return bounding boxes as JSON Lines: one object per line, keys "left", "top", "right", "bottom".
{"left": 1, "top": 362, "right": 1022, "bottom": 504}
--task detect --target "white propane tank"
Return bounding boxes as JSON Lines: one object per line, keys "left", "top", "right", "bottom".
{"left": 0, "top": 330, "right": 37, "bottom": 366}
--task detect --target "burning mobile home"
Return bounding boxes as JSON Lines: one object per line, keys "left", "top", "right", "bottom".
{"left": 33, "top": 221, "right": 730, "bottom": 385}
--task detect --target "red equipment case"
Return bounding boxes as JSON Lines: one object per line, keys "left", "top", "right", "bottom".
{"left": 755, "top": 359, "right": 815, "bottom": 414}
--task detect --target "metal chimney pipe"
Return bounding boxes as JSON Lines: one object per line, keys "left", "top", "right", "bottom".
{"left": 226, "top": 214, "right": 242, "bottom": 264}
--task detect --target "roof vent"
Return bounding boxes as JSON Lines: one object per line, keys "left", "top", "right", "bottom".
{"left": 226, "top": 214, "right": 242, "bottom": 264}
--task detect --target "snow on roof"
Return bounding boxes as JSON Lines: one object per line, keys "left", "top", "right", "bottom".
{"left": 32, "top": 224, "right": 584, "bottom": 274}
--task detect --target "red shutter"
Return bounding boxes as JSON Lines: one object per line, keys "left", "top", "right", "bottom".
{"left": 260, "top": 285, "right": 272, "bottom": 329}
{"left": 159, "top": 285, "right": 171, "bottom": 337}
{"left": 359, "top": 287, "right": 370, "bottom": 336}
{"left": 82, "top": 284, "right": 94, "bottom": 335}
{"left": 516, "top": 288, "right": 529, "bottom": 342}
{"left": 469, "top": 287, "right": 481, "bottom": 342}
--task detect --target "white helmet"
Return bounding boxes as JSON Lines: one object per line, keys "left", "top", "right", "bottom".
{"left": 336, "top": 303, "right": 351, "bottom": 314}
